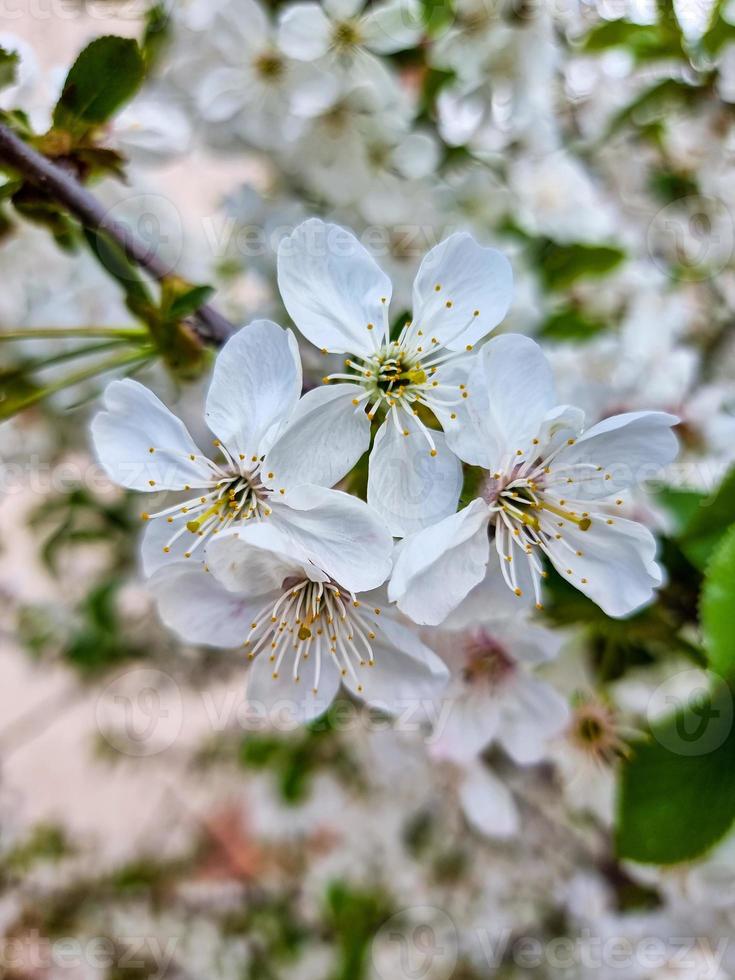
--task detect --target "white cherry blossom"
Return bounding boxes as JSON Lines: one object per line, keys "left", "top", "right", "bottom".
{"left": 91, "top": 319, "right": 390, "bottom": 593}
{"left": 151, "top": 523, "right": 448, "bottom": 723}
{"left": 389, "top": 334, "right": 679, "bottom": 622}
{"left": 277, "top": 218, "right": 513, "bottom": 535}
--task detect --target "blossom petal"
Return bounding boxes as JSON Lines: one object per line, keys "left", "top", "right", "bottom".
{"left": 205, "top": 523, "right": 325, "bottom": 596}
{"left": 149, "top": 565, "right": 258, "bottom": 647}
{"left": 205, "top": 319, "right": 302, "bottom": 458}
{"left": 430, "top": 689, "right": 502, "bottom": 763}
{"left": 389, "top": 500, "right": 491, "bottom": 625}
{"left": 411, "top": 233, "right": 513, "bottom": 351}
{"left": 278, "top": 218, "right": 392, "bottom": 356}
{"left": 91, "top": 379, "right": 214, "bottom": 491}
{"left": 246, "top": 647, "right": 341, "bottom": 725}
{"left": 278, "top": 2, "right": 332, "bottom": 60}
{"left": 361, "top": 0, "right": 423, "bottom": 53}
{"left": 263, "top": 382, "right": 370, "bottom": 492}
{"left": 442, "top": 558, "right": 535, "bottom": 628}
{"left": 498, "top": 674, "right": 569, "bottom": 765}
{"left": 367, "top": 417, "right": 463, "bottom": 537}
{"left": 272, "top": 484, "right": 393, "bottom": 593}
{"left": 455, "top": 334, "right": 557, "bottom": 469}
{"left": 323, "top": 0, "right": 363, "bottom": 17}
{"left": 459, "top": 763, "right": 519, "bottom": 839}
{"left": 553, "top": 411, "right": 679, "bottom": 501}
{"left": 140, "top": 513, "right": 205, "bottom": 577}
{"left": 341, "top": 614, "right": 449, "bottom": 715}
{"left": 544, "top": 515, "right": 664, "bottom": 618}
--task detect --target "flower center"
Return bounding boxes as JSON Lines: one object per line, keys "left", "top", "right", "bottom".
{"left": 324, "top": 320, "right": 474, "bottom": 455}
{"left": 569, "top": 699, "right": 629, "bottom": 767}
{"left": 462, "top": 628, "right": 516, "bottom": 687}
{"left": 479, "top": 430, "right": 621, "bottom": 606}
{"left": 141, "top": 444, "right": 273, "bottom": 561}
{"left": 253, "top": 51, "right": 284, "bottom": 82}
{"left": 331, "top": 19, "right": 362, "bottom": 51}
{"left": 243, "top": 579, "right": 382, "bottom": 694}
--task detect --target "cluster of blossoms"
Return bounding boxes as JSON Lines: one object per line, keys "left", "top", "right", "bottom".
{"left": 92, "top": 218, "right": 678, "bottom": 738}
{"left": 5, "top": 2, "right": 735, "bottom": 972}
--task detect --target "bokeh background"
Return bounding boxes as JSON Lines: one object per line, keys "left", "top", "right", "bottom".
{"left": 2, "top": 1, "right": 735, "bottom": 978}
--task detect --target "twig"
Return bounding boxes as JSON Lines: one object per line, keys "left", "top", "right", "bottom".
{"left": 0, "top": 122, "right": 234, "bottom": 346}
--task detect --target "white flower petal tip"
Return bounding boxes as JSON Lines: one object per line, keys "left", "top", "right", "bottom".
{"left": 90, "top": 379, "right": 214, "bottom": 492}
{"left": 412, "top": 232, "right": 514, "bottom": 350}
{"left": 388, "top": 501, "right": 491, "bottom": 625}
{"left": 277, "top": 218, "right": 392, "bottom": 355}
{"left": 204, "top": 319, "right": 302, "bottom": 457}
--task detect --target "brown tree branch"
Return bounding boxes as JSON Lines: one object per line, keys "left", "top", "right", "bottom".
{"left": 0, "top": 122, "right": 234, "bottom": 346}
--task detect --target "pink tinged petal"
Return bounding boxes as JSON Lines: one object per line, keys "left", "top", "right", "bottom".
{"left": 277, "top": 218, "right": 392, "bottom": 356}
{"left": 465, "top": 334, "right": 557, "bottom": 468}
{"left": 360, "top": 0, "right": 423, "bottom": 54}
{"left": 498, "top": 674, "right": 570, "bottom": 766}
{"left": 204, "top": 320, "right": 302, "bottom": 458}
{"left": 246, "top": 646, "right": 341, "bottom": 725}
{"left": 552, "top": 411, "right": 679, "bottom": 501}
{"left": 388, "top": 500, "right": 491, "bottom": 626}
{"left": 91, "top": 379, "right": 214, "bottom": 492}
{"left": 411, "top": 233, "right": 513, "bottom": 351}
{"left": 271, "top": 484, "right": 393, "bottom": 594}
{"left": 263, "top": 383, "right": 370, "bottom": 493}
{"left": 459, "top": 763, "right": 520, "bottom": 839}
{"left": 277, "top": 2, "right": 332, "bottom": 60}
{"left": 367, "top": 419, "right": 463, "bottom": 537}
{"left": 340, "top": 614, "right": 449, "bottom": 716}
{"left": 149, "top": 565, "right": 259, "bottom": 647}
{"left": 545, "top": 515, "right": 663, "bottom": 618}
{"left": 205, "top": 524, "right": 326, "bottom": 596}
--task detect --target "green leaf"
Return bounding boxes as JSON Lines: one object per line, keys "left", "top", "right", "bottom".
{"left": 0, "top": 45, "right": 19, "bottom": 91}
{"left": 538, "top": 305, "right": 607, "bottom": 341}
{"left": 606, "top": 78, "right": 703, "bottom": 138}
{"left": 168, "top": 284, "right": 215, "bottom": 320}
{"left": 701, "top": 525, "right": 735, "bottom": 681}
{"left": 679, "top": 466, "right": 735, "bottom": 570}
{"left": 534, "top": 241, "right": 626, "bottom": 291}
{"left": 617, "top": 682, "right": 735, "bottom": 863}
{"left": 701, "top": 0, "right": 735, "bottom": 54}
{"left": 82, "top": 227, "right": 153, "bottom": 310}
{"left": 656, "top": 486, "right": 707, "bottom": 533}
{"left": 420, "top": 0, "right": 453, "bottom": 36}
{"left": 53, "top": 36, "right": 145, "bottom": 133}
{"left": 581, "top": 19, "right": 683, "bottom": 61}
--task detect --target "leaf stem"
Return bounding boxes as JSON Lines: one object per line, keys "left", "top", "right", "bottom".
{"left": 1, "top": 347, "right": 155, "bottom": 418}
{"left": 1, "top": 327, "right": 148, "bottom": 341}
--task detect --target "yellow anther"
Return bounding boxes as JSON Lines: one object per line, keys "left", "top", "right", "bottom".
{"left": 141, "top": 512, "right": 150, "bottom": 521}
{"left": 430, "top": 449, "right": 438, "bottom": 457}
{"left": 148, "top": 480, "right": 156, "bottom": 487}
